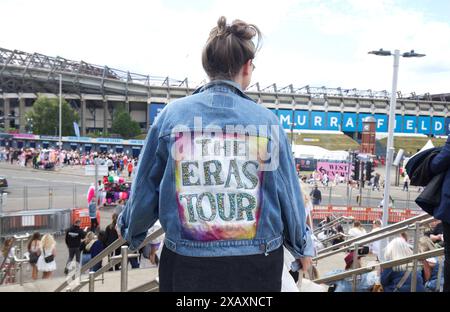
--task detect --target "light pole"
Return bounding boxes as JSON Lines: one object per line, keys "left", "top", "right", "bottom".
{"left": 368, "top": 49, "right": 425, "bottom": 228}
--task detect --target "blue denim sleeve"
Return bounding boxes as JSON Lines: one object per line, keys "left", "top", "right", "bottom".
{"left": 430, "top": 134, "right": 450, "bottom": 174}
{"left": 276, "top": 128, "right": 314, "bottom": 258}
{"left": 117, "top": 118, "right": 168, "bottom": 251}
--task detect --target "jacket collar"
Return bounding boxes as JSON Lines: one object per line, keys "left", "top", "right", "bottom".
{"left": 193, "top": 79, "right": 255, "bottom": 102}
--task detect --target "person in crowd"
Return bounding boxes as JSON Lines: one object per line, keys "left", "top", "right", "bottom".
{"left": 1, "top": 237, "right": 16, "bottom": 283}
{"left": 310, "top": 185, "right": 322, "bottom": 208}
{"left": 117, "top": 16, "right": 313, "bottom": 292}
{"left": 88, "top": 197, "right": 98, "bottom": 232}
{"left": 140, "top": 220, "right": 165, "bottom": 268}
{"left": 37, "top": 233, "right": 57, "bottom": 279}
{"left": 424, "top": 219, "right": 444, "bottom": 247}
{"left": 64, "top": 219, "right": 86, "bottom": 275}
{"left": 419, "top": 236, "right": 444, "bottom": 292}
{"left": 104, "top": 213, "right": 120, "bottom": 270}
{"left": 331, "top": 224, "right": 346, "bottom": 246}
{"left": 348, "top": 220, "right": 367, "bottom": 239}
{"left": 326, "top": 247, "right": 378, "bottom": 292}
{"left": 98, "top": 180, "right": 105, "bottom": 207}
{"left": 115, "top": 199, "right": 125, "bottom": 215}
{"left": 372, "top": 173, "right": 381, "bottom": 191}
{"left": 300, "top": 181, "right": 313, "bottom": 230}
{"left": 380, "top": 237, "right": 425, "bottom": 292}
{"left": 90, "top": 231, "right": 106, "bottom": 272}
{"left": 369, "top": 219, "right": 382, "bottom": 261}
{"left": 403, "top": 174, "right": 410, "bottom": 191}
{"left": 27, "top": 232, "right": 41, "bottom": 280}
{"left": 80, "top": 231, "right": 96, "bottom": 265}
{"left": 322, "top": 173, "right": 329, "bottom": 187}
{"left": 429, "top": 133, "right": 450, "bottom": 292}
{"left": 127, "top": 161, "right": 133, "bottom": 178}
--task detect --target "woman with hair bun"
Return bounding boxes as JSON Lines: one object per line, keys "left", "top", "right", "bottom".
{"left": 118, "top": 16, "right": 313, "bottom": 292}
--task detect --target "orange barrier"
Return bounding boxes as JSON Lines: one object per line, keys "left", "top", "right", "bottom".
{"left": 71, "top": 208, "right": 101, "bottom": 230}
{"left": 311, "top": 205, "right": 421, "bottom": 223}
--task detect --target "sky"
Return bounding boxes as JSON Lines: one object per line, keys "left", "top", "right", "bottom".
{"left": 1, "top": 0, "right": 450, "bottom": 95}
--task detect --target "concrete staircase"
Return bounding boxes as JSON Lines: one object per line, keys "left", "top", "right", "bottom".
{"left": 0, "top": 267, "right": 158, "bottom": 292}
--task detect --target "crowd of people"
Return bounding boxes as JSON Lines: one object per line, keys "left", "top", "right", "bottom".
{"left": 313, "top": 217, "right": 446, "bottom": 292}
{"left": 0, "top": 146, "right": 138, "bottom": 177}
{"left": 0, "top": 233, "right": 57, "bottom": 282}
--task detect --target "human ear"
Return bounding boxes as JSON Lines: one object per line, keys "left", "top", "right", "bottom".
{"left": 242, "top": 59, "right": 252, "bottom": 76}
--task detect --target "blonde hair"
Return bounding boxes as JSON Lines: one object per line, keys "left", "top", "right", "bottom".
{"left": 419, "top": 236, "right": 436, "bottom": 253}
{"left": 299, "top": 181, "right": 311, "bottom": 207}
{"left": 384, "top": 237, "right": 412, "bottom": 271}
{"left": 419, "top": 236, "right": 444, "bottom": 265}
{"left": 40, "top": 234, "right": 56, "bottom": 251}
{"left": 84, "top": 231, "right": 95, "bottom": 243}
{"left": 1, "top": 237, "right": 14, "bottom": 257}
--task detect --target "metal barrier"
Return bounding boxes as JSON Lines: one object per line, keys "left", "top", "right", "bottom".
{"left": 0, "top": 208, "right": 71, "bottom": 238}
{"left": 311, "top": 205, "right": 421, "bottom": 223}
{"left": 1, "top": 183, "right": 420, "bottom": 213}
{"left": 313, "top": 184, "right": 422, "bottom": 210}
{"left": 313, "top": 216, "right": 351, "bottom": 235}
{"left": 0, "top": 234, "right": 30, "bottom": 286}
{"left": 316, "top": 213, "right": 429, "bottom": 257}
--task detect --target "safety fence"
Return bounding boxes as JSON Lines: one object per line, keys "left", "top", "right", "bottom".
{"left": 311, "top": 205, "right": 422, "bottom": 223}
{"left": 308, "top": 184, "right": 420, "bottom": 210}
{"left": 0, "top": 186, "right": 89, "bottom": 213}
{"left": 0, "top": 208, "right": 79, "bottom": 238}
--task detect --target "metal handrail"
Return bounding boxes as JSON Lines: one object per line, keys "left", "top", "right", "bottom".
{"left": 54, "top": 227, "right": 164, "bottom": 292}
{"left": 313, "top": 248, "right": 444, "bottom": 285}
{"left": 314, "top": 216, "right": 434, "bottom": 261}
{"left": 317, "top": 213, "right": 429, "bottom": 255}
{"left": 71, "top": 258, "right": 122, "bottom": 292}
{"left": 314, "top": 216, "right": 351, "bottom": 235}
{"left": 319, "top": 233, "right": 347, "bottom": 244}
{"left": 0, "top": 237, "right": 16, "bottom": 283}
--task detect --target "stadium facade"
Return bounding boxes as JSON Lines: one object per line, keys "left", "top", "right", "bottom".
{"left": 1, "top": 47, "right": 449, "bottom": 138}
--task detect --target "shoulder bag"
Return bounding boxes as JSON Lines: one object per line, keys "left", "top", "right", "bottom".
{"left": 42, "top": 248, "right": 54, "bottom": 263}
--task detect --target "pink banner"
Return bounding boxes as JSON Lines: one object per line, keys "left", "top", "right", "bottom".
{"left": 316, "top": 161, "right": 350, "bottom": 180}
{"left": 12, "top": 133, "right": 38, "bottom": 139}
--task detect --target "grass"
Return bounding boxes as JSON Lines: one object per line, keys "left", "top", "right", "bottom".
{"left": 288, "top": 133, "right": 360, "bottom": 151}
{"left": 378, "top": 136, "right": 447, "bottom": 156}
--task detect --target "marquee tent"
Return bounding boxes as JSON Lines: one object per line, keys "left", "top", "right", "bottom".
{"left": 292, "top": 145, "right": 349, "bottom": 161}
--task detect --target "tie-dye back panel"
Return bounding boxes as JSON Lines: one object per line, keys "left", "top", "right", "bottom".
{"left": 174, "top": 131, "right": 268, "bottom": 241}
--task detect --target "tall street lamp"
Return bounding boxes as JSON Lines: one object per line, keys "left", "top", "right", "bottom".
{"left": 368, "top": 49, "right": 425, "bottom": 228}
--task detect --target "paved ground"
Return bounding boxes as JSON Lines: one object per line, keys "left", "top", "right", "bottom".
{"left": 1, "top": 161, "right": 421, "bottom": 213}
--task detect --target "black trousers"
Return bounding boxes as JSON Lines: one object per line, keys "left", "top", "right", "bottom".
{"left": 90, "top": 218, "right": 98, "bottom": 232}
{"left": 66, "top": 247, "right": 81, "bottom": 264}
{"left": 443, "top": 222, "right": 450, "bottom": 292}
{"left": 159, "top": 245, "right": 283, "bottom": 292}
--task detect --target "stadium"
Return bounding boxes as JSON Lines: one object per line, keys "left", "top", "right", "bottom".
{"left": 1, "top": 46, "right": 449, "bottom": 153}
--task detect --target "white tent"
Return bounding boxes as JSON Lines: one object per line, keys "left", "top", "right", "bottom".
{"left": 418, "top": 139, "right": 435, "bottom": 154}
{"left": 404, "top": 139, "right": 435, "bottom": 168}
{"left": 292, "top": 144, "right": 349, "bottom": 161}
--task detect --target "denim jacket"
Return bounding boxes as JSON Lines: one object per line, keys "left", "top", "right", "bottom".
{"left": 117, "top": 80, "right": 314, "bottom": 258}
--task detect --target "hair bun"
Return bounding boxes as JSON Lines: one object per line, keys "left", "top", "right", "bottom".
{"left": 230, "top": 20, "right": 255, "bottom": 40}
{"left": 217, "top": 16, "right": 228, "bottom": 35}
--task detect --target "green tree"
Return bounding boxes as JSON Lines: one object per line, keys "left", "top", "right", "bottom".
{"left": 27, "top": 96, "right": 79, "bottom": 136}
{"left": 111, "top": 105, "right": 141, "bottom": 139}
